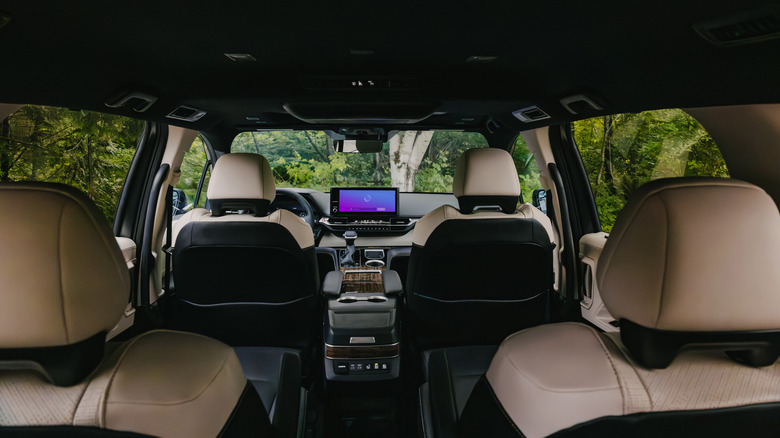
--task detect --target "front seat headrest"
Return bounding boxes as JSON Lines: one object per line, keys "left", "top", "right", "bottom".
{"left": 207, "top": 153, "right": 276, "bottom": 216}
{"left": 0, "top": 183, "right": 129, "bottom": 349}
{"left": 452, "top": 148, "right": 522, "bottom": 213}
{"left": 597, "top": 178, "right": 780, "bottom": 367}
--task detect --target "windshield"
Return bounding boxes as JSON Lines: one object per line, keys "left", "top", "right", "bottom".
{"left": 231, "top": 130, "right": 488, "bottom": 193}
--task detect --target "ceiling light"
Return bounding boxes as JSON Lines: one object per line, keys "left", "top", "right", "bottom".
{"left": 224, "top": 53, "right": 257, "bottom": 62}
{"left": 466, "top": 55, "right": 498, "bottom": 63}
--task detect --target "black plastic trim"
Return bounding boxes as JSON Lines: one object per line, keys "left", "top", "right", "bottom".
{"left": 210, "top": 198, "right": 271, "bottom": 217}
{"left": 113, "top": 122, "right": 151, "bottom": 237}
{"left": 0, "top": 332, "right": 105, "bottom": 387}
{"left": 547, "top": 162, "right": 578, "bottom": 301}
{"left": 620, "top": 319, "right": 780, "bottom": 369}
{"left": 556, "top": 124, "right": 600, "bottom": 233}
{"left": 193, "top": 159, "right": 211, "bottom": 208}
{"left": 457, "top": 376, "right": 524, "bottom": 438}
{"left": 457, "top": 196, "right": 518, "bottom": 214}
{"left": 217, "top": 382, "right": 276, "bottom": 438}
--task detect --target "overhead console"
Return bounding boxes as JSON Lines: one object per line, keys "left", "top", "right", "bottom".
{"left": 321, "top": 187, "right": 415, "bottom": 234}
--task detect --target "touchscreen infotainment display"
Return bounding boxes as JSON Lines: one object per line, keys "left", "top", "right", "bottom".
{"left": 331, "top": 188, "right": 398, "bottom": 216}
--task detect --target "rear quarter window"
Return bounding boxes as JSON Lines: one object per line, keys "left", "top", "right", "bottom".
{"left": 1, "top": 105, "right": 144, "bottom": 223}
{"left": 573, "top": 109, "right": 728, "bottom": 232}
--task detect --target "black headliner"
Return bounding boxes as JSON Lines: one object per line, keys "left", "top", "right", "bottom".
{"left": 1, "top": 0, "right": 779, "bottom": 149}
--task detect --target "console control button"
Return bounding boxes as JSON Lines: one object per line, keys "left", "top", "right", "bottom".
{"left": 334, "top": 362, "right": 349, "bottom": 374}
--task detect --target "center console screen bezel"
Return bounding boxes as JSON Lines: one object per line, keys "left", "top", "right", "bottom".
{"left": 330, "top": 187, "right": 399, "bottom": 217}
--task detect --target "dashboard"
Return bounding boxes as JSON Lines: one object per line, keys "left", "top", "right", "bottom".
{"left": 270, "top": 188, "right": 459, "bottom": 247}
{"left": 269, "top": 194, "right": 310, "bottom": 218}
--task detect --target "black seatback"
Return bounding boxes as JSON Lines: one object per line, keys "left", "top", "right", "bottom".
{"left": 406, "top": 218, "right": 553, "bottom": 350}
{"left": 171, "top": 221, "right": 319, "bottom": 350}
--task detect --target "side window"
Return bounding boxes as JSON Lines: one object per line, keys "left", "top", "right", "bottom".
{"left": 573, "top": 109, "right": 728, "bottom": 232}
{"left": 174, "top": 135, "right": 210, "bottom": 215}
{"left": 0, "top": 104, "right": 143, "bottom": 224}
{"left": 512, "top": 135, "right": 543, "bottom": 204}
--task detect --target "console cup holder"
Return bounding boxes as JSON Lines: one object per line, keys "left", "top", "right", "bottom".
{"left": 365, "top": 259, "right": 385, "bottom": 268}
{"left": 337, "top": 295, "right": 388, "bottom": 304}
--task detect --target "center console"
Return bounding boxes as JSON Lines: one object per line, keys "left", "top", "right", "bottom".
{"left": 322, "top": 250, "right": 403, "bottom": 382}
{"left": 319, "top": 188, "right": 408, "bottom": 382}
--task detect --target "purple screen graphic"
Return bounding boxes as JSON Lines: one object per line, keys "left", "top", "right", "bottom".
{"left": 339, "top": 190, "right": 396, "bottom": 213}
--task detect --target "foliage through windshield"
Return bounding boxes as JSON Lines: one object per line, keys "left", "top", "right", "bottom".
{"left": 231, "top": 131, "right": 488, "bottom": 193}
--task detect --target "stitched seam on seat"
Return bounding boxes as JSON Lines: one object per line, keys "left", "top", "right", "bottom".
{"left": 656, "top": 194, "right": 670, "bottom": 328}
{"left": 501, "top": 325, "right": 619, "bottom": 393}
{"left": 484, "top": 377, "right": 525, "bottom": 437}
{"left": 107, "top": 332, "right": 235, "bottom": 406}
{"left": 443, "top": 351, "right": 458, "bottom": 422}
{"left": 57, "top": 202, "right": 68, "bottom": 343}
{"left": 96, "top": 334, "right": 144, "bottom": 426}
{"left": 590, "top": 328, "right": 624, "bottom": 414}
{"left": 607, "top": 336, "right": 654, "bottom": 411}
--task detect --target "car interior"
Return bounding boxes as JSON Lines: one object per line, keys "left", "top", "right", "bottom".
{"left": 2, "top": 1, "right": 780, "bottom": 437}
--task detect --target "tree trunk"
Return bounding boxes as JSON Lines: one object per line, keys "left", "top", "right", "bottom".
{"left": 596, "top": 115, "right": 611, "bottom": 186}
{"left": 87, "top": 135, "right": 93, "bottom": 199}
{"left": 373, "top": 153, "right": 383, "bottom": 184}
{"left": 389, "top": 131, "right": 433, "bottom": 192}
{"left": 250, "top": 133, "right": 261, "bottom": 154}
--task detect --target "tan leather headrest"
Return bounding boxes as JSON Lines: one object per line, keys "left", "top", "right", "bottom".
{"left": 452, "top": 148, "right": 522, "bottom": 198}
{"left": 0, "top": 183, "right": 129, "bottom": 348}
{"left": 207, "top": 153, "right": 276, "bottom": 202}
{"left": 597, "top": 178, "right": 780, "bottom": 332}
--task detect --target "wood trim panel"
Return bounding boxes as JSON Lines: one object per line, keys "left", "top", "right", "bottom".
{"left": 340, "top": 269, "right": 384, "bottom": 293}
{"left": 325, "top": 343, "right": 400, "bottom": 359}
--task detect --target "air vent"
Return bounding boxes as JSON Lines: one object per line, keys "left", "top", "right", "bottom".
{"left": 695, "top": 9, "right": 780, "bottom": 47}
{"left": 166, "top": 106, "right": 206, "bottom": 122}
{"left": 512, "top": 106, "right": 551, "bottom": 123}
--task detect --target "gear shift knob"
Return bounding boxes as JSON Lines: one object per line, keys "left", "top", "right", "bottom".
{"left": 341, "top": 231, "right": 358, "bottom": 267}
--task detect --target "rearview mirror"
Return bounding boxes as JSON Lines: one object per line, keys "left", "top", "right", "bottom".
{"left": 334, "top": 139, "right": 383, "bottom": 153}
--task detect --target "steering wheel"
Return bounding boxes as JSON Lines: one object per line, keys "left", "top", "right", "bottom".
{"left": 274, "top": 188, "right": 316, "bottom": 228}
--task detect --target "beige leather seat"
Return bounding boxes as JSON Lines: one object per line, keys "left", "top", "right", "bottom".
{"left": 456, "top": 178, "right": 780, "bottom": 438}
{"left": 407, "top": 148, "right": 555, "bottom": 350}
{"left": 171, "top": 153, "right": 313, "bottom": 247}
{"left": 0, "top": 183, "right": 273, "bottom": 438}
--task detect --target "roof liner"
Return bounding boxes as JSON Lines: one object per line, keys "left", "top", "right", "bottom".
{"left": 0, "top": 0, "right": 779, "bottom": 147}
